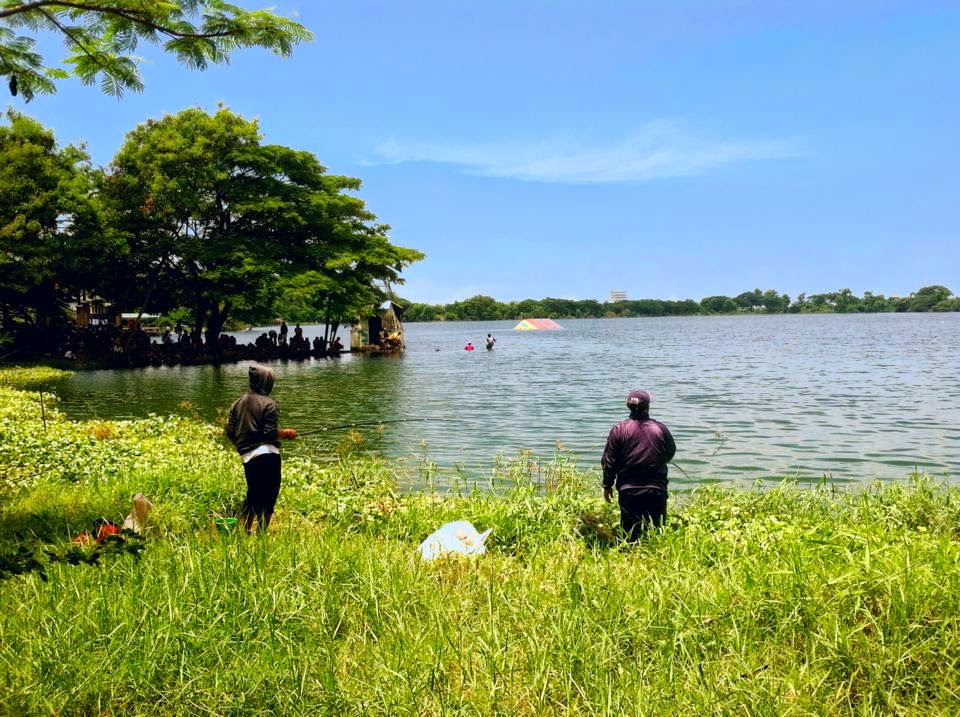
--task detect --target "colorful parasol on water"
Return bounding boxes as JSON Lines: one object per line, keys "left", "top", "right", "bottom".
{"left": 513, "top": 318, "right": 563, "bottom": 330}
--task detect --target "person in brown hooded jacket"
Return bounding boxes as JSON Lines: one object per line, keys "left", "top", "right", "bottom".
{"left": 225, "top": 365, "right": 295, "bottom": 532}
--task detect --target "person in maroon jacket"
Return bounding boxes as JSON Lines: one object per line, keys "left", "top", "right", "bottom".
{"left": 601, "top": 389, "right": 676, "bottom": 540}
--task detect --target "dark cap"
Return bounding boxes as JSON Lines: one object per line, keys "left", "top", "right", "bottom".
{"left": 626, "top": 389, "right": 650, "bottom": 410}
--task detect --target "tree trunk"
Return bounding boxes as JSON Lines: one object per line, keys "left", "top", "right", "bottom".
{"left": 192, "top": 303, "right": 206, "bottom": 347}
{"left": 323, "top": 298, "right": 331, "bottom": 342}
{"left": 205, "top": 300, "right": 232, "bottom": 352}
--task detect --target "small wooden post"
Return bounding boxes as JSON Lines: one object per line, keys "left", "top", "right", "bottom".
{"left": 39, "top": 389, "right": 46, "bottom": 432}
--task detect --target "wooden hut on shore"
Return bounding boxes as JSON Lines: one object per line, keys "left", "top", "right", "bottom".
{"left": 351, "top": 302, "right": 406, "bottom": 354}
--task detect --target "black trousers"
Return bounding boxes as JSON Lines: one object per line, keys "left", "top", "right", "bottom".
{"left": 242, "top": 452, "right": 282, "bottom": 520}
{"left": 618, "top": 487, "right": 667, "bottom": 541}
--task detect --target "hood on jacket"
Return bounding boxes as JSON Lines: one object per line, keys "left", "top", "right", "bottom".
{"left": 248, "top": 364, "right": 275, "bottom": 395}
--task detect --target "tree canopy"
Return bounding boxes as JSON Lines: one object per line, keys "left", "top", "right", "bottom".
{"left": 0, "top": 109, "right": 115, "bottom": 342}
{"left": 0, "top": 109, "right": 423, "bottom": 359}
{"left": 0, "top": 1, "right": 311, "bottom": 100}
{"left": 101, "top": 107, "right": 423, "bottom": 347}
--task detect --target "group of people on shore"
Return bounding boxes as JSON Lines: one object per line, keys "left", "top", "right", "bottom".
{"left": 227, "top": 362, "right": 676, "bottom": 542}
{"left": 250, "top": 321, "right": 343, "bottom": 359}
{"left": 52, "top": 321, "right": 344, "bottom": 368}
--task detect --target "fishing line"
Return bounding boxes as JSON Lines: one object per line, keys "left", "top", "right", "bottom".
{"left": 711, "top": 428, "right": 727, "bottom": 456}
{"left": 295, "top": 417, "right": 443, "bottom": 436}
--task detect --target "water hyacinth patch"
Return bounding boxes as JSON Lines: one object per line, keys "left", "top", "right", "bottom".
{"left": 0, "top": 366, "right": 73, "bottom": 391}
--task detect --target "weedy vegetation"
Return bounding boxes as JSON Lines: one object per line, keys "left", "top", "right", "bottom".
{"left": 0, "top": 368, "right": 958, "bottom": 715}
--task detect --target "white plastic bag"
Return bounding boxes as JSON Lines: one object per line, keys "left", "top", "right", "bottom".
{"left": 418, "top": 520, "right": 492, "bottom": 561}
{"left": 121, "top": 493, "right": 153, "bottom": 534}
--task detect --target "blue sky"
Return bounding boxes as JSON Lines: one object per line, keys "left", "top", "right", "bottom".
{"left": 12, "top": 0, "right": 960, "bottom": 304}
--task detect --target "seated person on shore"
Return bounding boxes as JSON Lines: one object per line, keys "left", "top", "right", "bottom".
{"left": 331, "top": 336, "right": 343, "bottom": 354}
{"left": 292, "top": 334, "right": 310, "bottom": 352}
{"left": 312, "top": 336, "right": 323, "bottom": 355}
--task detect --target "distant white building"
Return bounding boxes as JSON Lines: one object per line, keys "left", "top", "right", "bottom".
{"left": 610, "top": 290, "right": 627, "bottom": 302}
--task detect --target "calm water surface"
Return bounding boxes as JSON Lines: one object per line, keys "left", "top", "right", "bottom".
{"left": 53, "top": 314, "right": 960, "bottom": 487}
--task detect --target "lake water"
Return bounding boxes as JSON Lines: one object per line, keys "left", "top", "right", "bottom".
{"left": 52, "top": 314, "right": 960, "bottom": 487}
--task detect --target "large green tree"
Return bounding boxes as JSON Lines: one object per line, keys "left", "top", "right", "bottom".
{"left": 734, "top": 288, "right": 790, "bottom": 313}
{"left": 445, "top": 295, "right": 504, "bottom": 322}
{"left": 908, "top": 285, "right": 953, "bottom": 312}
{"left": 102, "top": 107, "right": 423, "bottom": 348}
{"left": 0, "top": 110, "right": 112, "bottom": 344}
{"left": 700, "top": 295, "right": 738, "bottom": 314}
{"left": 0, "top": 1, "right": 310, "bottom": 100}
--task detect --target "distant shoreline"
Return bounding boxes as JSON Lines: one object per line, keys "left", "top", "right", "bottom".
{"left": 400, "top": 285, "right": 958, "bottom": 322}
{"left": 403, "top": 309, "right": 960, "bottom": 323}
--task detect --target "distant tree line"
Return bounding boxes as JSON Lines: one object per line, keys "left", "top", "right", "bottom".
{"left": 403, "top": 286, "right": 959, "bottom": 322}
{"left": 0, "top": 109, "right": 422, "bottom": 358}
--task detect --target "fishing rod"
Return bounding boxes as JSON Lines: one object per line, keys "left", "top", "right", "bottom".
{"left": 295, "top": 417, "right": 439, "bottom": 436}
{"left": 0, "top": 346, "right": 23, "bottom": 361}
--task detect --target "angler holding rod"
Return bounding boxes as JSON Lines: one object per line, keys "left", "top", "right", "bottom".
{"left": 225, "top": 365, "right": 297, "bottom": 534}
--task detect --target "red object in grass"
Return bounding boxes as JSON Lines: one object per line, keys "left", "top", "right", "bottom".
{"left": 72, "top": 521, "right": 121, "bottom": 546}
{"left": 95, "top": 522, "right": 121, "bottom": 542}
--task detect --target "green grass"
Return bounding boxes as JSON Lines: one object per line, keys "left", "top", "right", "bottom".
{"left": 1, "top": 368, "right": 959, "bottom": 715}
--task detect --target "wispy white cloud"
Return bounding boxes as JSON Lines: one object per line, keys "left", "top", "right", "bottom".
{"left": 371, "top": 121, "right": 802, "bottom": 183}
